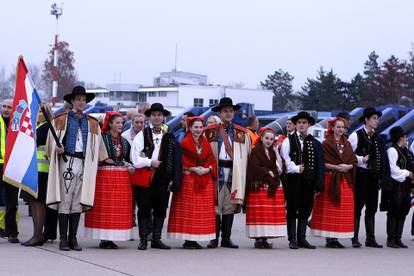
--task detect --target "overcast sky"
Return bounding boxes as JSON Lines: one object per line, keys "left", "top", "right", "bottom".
{"left": 1, "top": 0, "right": 413, "bottom": 89}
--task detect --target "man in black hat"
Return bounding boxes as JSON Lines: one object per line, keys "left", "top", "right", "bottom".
{"left": 131, "top": 103, "right": 182, "bottom": 250}
{"left": 45, "top": 85, "right": 108, "bottom": 251}
{"left": 204, "top": 97, "right": 251, "bottom": 249}
{"left": 348, "top": 107, "right": 390, "bottom": 248}
{"left": 383, "top": 126, "right": 414, "bottom": 248}
{"left": 281, "top": 111, "right": 324, "bottom": 249}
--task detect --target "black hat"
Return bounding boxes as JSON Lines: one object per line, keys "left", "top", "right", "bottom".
{"left": 336, "top": 111, "right": 350, "bottom": 120}
{"left": 63, "top": 86, "right": 95, "bottom": 103}
{"left": 144, "top": 103, "right": 171, "bottom": 117}
{"left": 390, "top": 126, "right": 405, "bottom": 143}
{"left": 359, "top": 107, "right": 382, "bottom": 122}
{"left": 211, "top": 97, "right": 241, "bottom": 112}
{"left": 291, "top": 111, "right": 315, "bottom": 126}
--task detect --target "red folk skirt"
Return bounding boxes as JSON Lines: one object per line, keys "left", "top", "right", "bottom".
{"left": 167, "top": 173, "right": 216, "bottom": 241}
{"left": 84, "top": 166, "right": 133, "bottom": 241}
{"left": 310, "top": 173, "right": 354, "bottom": 238}
{"left": 246, "top": 186, "right": 287, "bottom": 238}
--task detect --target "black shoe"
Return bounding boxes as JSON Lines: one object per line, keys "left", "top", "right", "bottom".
{"left": 396, "top": 239, "right": 408, "bottom": 248}
{"left": 107, "top": 241, "right": 119, "bottom": 249}
{"left": 99, "top": 240, "right": 110, "bottom": 249}
{"left": 351, "top": 237, "right": 362, "bottom": 248}
{"left": 22, "top": 237, "right": 44, "bottom": 247}
{"left": 151, "top": 239, "right": 171, "bottom": 249}
{"left": 221, "top": 238, "right": 239, "bottom": 248}
{"left": 289, "top": 241, "right": 299, "bottom": 249}
{"left": 68, "top": 213, "right": 82, "bottom": 251}
{"left": 254, "top": 239, "right": 264, "bottom": 249}
{"left": 138, "top": 239, "right": 148, "bottom": 250}
{"left": 326, "top": 239, "right": 339, "bottom": 248}
{"left": 183, "top": 241, "right": 202, "bottom": 249}
{"left": 365, "top": 238, "right": 383, "bottom": 248}
{"left": 396, "top": 219, "right": 408, "bottom": 248}
{"left": 387, "top": 238, "right": 400, "bottom": 249}
{"left": 262, "top": 239, "right": 273, "bottom": 249}
{"left": 8, "top": 236, "right": 19, "bottom": 244}
{"left": 207, "top": 239, "right": 219, "bottom": 248}
{"left": 298, "top": 239, "right": 316, "bottom": 249}
{"left": 0, "top": 229, "right": 6, "bottom": 238}
{"left": 334, "top": 240, "right": 345, "bottom": 248}
{"left": 59, "top": 238, "right": 70, "bottom": 251}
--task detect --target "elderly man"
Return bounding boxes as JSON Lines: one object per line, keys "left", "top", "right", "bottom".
{"left": 0, "top": 99, "right": 20, "bottom": 243}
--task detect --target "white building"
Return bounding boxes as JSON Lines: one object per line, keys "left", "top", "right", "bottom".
{"left": 88, "top": 71, "right": 273, "bottom": 116}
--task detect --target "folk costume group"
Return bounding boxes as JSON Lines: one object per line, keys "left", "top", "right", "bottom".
{"left": 2, "top": 85, "right": 414, "bottom": 251}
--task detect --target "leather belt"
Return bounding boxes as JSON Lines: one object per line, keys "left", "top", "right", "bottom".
{"left": 218, "top": 160, "right": 233, "bottom": 168}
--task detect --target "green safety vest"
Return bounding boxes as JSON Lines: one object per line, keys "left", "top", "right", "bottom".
{"left": 36, "top": 123, "right": 50, "bottom": 173}
{"left": 0, "top": 117, "right": 6, "bottom": 164}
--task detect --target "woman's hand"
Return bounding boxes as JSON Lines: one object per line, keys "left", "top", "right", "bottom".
{"left": 56, "top": 145, "right": 64, "bottom": 155}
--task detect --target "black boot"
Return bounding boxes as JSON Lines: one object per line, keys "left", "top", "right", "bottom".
{"left": 58, "top": 214, "right": 70, "bottom": 251}
{"left": 351, "top": 217, "right": 362, "bottom": 248}
{"left": 207, "top": 215, "right": 221, "bottom": 248}
{"left": 297, "top": 219, "right": 315, "bottom": 249}
{"left": 386, "top": 215, "right": 399, "bottom": 248}
{"left": 287, "top": 219, "right": 299, "bottom": 249}
{"left": 220, "top": 214, "right": 238, "bottom": 248}
{"left": 396, "top": 218, "right": 408, "bottom": 248}
{"left": 365, "top": 216, "right": 383, "bottom": 248}
{"left": 137, "top": 216, "right": 148, "bottom": 250}
{"left": 151, "top": 217, "right": 170, "bottom": 249}
{"left": 68, "top": 213, "right": 82, "bottom": 251}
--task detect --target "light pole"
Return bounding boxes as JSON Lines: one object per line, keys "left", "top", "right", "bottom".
{"left": 50, "top": 3, "right": 63, "bottom": 105}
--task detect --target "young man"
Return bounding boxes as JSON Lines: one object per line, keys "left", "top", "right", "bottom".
{"left": 46, "top": 86, "right": 108, "bottom": 251}
{"left": 348, "top": 107, "right": 390, "bottom": 248}
{"left": 384, "top": 126, "right": 414, "bottom": 248}
{"left": 0, "top": 99, "right": 20, "bottom": 243}
{"left": 131, "top": 103, "right": 182, "bottom": 250}
{"left": 204, "top": 97, "right": 251, "bottom": 249}
{"left": 281, "top": 111, "right": 324, "bottom": 249}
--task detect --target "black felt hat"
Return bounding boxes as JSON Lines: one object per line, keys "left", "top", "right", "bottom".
{"left": 291, "top": 111, "right": 315, "bottom": 126}
{"left": 63, "top": 86, "right": 95, "bottom": 103}
{"left": 211, "top": 97, "right": 241, "bottom": 112}
{"left": 144, "top": 103, "right": 171, "bottom": 117}
{"left": 359, "top": 107, "right": 382, "bottom": 122}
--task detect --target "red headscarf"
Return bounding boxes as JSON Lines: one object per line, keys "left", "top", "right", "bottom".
{"left": 101, "top": 111, "right": 122, "bottom": 133}
{"left": 254, "top": 127, "right": 276, "bottom": 146}
{"left": 326, "top": 117, "right": 346, "bottom": 138}
{"left": 186, "top": 116, "right": 205, "bottom": 132}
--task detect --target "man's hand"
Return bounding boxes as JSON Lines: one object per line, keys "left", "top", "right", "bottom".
{"left": 151, "top": 160, "right": 162, "bottom": 168}
{"left": 363, "top": 155, "right": 369, "bottom": 164}
{"left": 56, "top": 146, "right": 64, "bottom": 155}
{"left": 298, "top": 165, "right": 305, "bottom": 173}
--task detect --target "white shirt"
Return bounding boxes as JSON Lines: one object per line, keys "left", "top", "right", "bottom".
{"left": 75, "top": 128, "right": 83, "bottom": 152}
{"left": 218, "top": 134, "right": 233, "bottom": 161}
{"left": 348, "top": 127, "right": 373, "bottom": 169}
{"left": 387, "top": 146, "right": 410, "bottom": 183}
{"left": 122, "top": 128, "right": 139, "bottom": 146}
{"left": 131, "top": 128, "right": 163, "bottom": 168}
{"left": 281, "top": 131, "right": 305, "bottom": 174}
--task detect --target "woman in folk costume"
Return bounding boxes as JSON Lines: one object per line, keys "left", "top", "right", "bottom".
{"left": 45, "top": 86, "right": 108, "bottom": 251}
{"left": 310, "top": 118, "right": 357, "bottom": 248}
{"left": 84, "top": 112, "right": 133, "bottom": 249}
{"left": 167, "top": 116, "right": 217, "bottom": 249}
{"left": 246, "top": 128, "right": 286, "bottom": 249}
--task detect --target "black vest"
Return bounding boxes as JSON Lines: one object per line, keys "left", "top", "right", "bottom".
{"left": 288, "top": 132, "right": 317, "bottom": 181}
{"left": 355, "top": 128, "right": 382, "bottom": 177}
{"left": 142, "top": 126, "right": 166, "bottom": 160}
{"left": 392, "top": 144, "right": 414, "bottom": 173}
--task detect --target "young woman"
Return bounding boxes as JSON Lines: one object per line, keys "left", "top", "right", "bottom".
{"left": 167, "top": 116, "right": 217, "bottom": 249}
{"left": 84, "top": 112, "right": 133, "bottom": 249}
{"left": 246, "top": 128, "right": 286, "bottom": 249}
{"left": 310, "top": 118, "right": 357, "bottom": 248}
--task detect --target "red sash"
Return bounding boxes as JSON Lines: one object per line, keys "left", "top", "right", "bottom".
{"left": 131, "top": 167, "right": 154, "bottom": 188}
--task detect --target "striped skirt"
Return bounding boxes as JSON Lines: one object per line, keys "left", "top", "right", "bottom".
{"left": 84, "top": 166, "right": 133, "bottom": 241}
{"left": 167, "top": 173, "right": 216, "bottom": 241}
{"left": 310, "top": 173, "right": 354, "bottom": 238}
{"left": 246, "top": 186, "right": 287, "bottom": 238}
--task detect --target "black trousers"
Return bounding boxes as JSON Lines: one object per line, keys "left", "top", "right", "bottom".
{"left": 4, "top": 181, "right": 19, "bottom": 236}
{"left": 387, "top": 180, "right": 411, "bottom": 219}
{"left": 354, "top": 168, "right": 379, "bottom": 218}
{"left": 285, "top": 174, "right": 314, "bottom": 220}
{"left": 135, "top": 174, "right": 170, "bottom": 219}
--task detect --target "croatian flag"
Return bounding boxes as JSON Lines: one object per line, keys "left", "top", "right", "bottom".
{"left": 3, "top": 57, "right": 41, "bottom": 197}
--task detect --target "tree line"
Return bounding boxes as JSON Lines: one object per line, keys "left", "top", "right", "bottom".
{"left": 261, "top": 47, "right": 414, "bottom": 112}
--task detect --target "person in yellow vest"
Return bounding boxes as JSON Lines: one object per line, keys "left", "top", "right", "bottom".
{"left": 20, "top": 104, "right": 54, "bottom": 246}
{"left": 1, "top": 99, "right": 21, "bottom": 243}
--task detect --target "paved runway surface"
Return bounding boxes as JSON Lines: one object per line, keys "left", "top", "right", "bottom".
{"left": 1, "top": 203, "right": 413, "bottom": 276}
